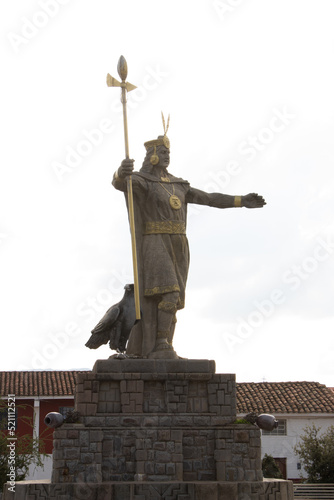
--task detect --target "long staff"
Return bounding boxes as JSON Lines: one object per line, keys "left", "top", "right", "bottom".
{"left": 107, "top": 56, "right": 141, "bottom": 320}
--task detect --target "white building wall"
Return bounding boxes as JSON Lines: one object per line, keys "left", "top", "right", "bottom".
{"left": 26, "top": 455, "right": 53, "bottom": 481}
{"left": 260, "top": 414, "right": 334, "bottom": 480}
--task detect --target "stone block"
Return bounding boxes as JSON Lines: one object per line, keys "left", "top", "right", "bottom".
{"left": 183, "top": 471, "right": 197, "bottom": 481}
{"left": 81, "top": 452, "right": 94, "bottom": 464}
{"left": 153, "top": 441, "right": 166, "bottom": 450}
{"left": 135, "top": 450, "right": 147, "bottom": 461}
{"left": 183, "top": 446, "right": 197, "bottom": 459}
{"left": 105, "top": 416, "right": 120, "bottom": 426}
{"left": 208, "top": 383, "right": 218, "bottom": 394}
{"left": 171, "top": 429, "right": 182, "bottom": 441}
{"left": 250, "top": 437, "right": 261, "bottom": 447}
{"left": 249, "top": 447, "right": 260, "bottom": 460}
{"left": 218, "top": 482, "right": 238, "bottom": 499}
{"left": 214, "top": 449, "right": 232, "bottom": 462}
{"left": 54, "top": 429, "right": 67, "bottom": 439}
{"left": 220, "top": 405, "right": 233, "bottom": 416}
{"left": 85, "top": 417, "right": 106, "bottom": 428}
{"left": 244, "top": 469, "right": 256, "bottom": 481}
{"left": 198, "top": 471, "right": 216, "bottom": 481}
{"left": 60, "top": 438, "right": 75, "bottom": 447}
{"left": 174, "top": 416, "right": 193, "bottom": 426}
{"left": 121, "top": 416, "right": 141, "bottom": 426}
{"left": 166, "top": 463, "right": 176, "bottom": 475}
{"left": 121, "top": 392, "right": 130, "bottom": 405}
{"left": 63, "top": 448, "right": 80, "bottom": 460}
{"left": 155, "top": 463, "right": 166, "bottom": 475}
{"left": 67, "top": 429, "right": 79, "bottom": 439}
{"left": 155, "top": 450, "right": 171, "bottom": 463}
{"left": 160, "top": 416, "right": 172, "bottom": 426}
{"left": 235, "top": 430, "right": 250, "bottom": 443}
{"left": 193, "top": 416, "right": 211, "bottom": 426}
{"left": 85, "top": 403, "right": 96, "bottom": 415}
{"left": 226, "top": 467, "right": 238, "bottom": 481}
{"left": 209, "top": 405, "right": 219, "bottom": 414}
{"left": 142, "top": 416, "right": 159, "bottom": 427}
{"left": 92, "top": 380, "right": 99, "bottom": 392}
{"left": 217, "top": 390, "right": 225, "bottom": 405}
{"left": 166, "top": 441, "right": 175, "bottom": 453}
{"left": 176, "top": 462, "right": 183, "bottom": 480}
{"left": 157, "top": 429, "right": 170, "bottom": 440}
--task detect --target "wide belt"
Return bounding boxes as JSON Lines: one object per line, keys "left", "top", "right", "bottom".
{"left": 144, "top": 220, "right": 186, "bottom": 235}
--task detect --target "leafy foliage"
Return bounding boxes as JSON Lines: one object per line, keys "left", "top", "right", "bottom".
{"left": 294, "top": 424, "right": 334, "bottom": 483}
{"left": 262, "top": 454, "right": 283, "bottom": 479}
{"left": 0, "top": 401, "right": 47, "bottom": 491}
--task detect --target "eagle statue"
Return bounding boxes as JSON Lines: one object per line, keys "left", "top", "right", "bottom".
{"left": 85, "top": 284, "right": 137, "bottom": 353}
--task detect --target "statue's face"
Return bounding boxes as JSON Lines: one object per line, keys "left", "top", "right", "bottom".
{"left": 157, "top": 147, "right": 170, "bottom": 168}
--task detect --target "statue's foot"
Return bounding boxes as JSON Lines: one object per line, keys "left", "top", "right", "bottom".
{"left": 148, "top": 349, "right": 179, "bottom": 359}
{"left": 148, "top": 338, "right": 179, "bottom": 359}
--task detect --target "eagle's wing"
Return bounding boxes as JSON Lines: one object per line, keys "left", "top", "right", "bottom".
{"left": 91, "top": 306, "right": 120, "bottom": 335}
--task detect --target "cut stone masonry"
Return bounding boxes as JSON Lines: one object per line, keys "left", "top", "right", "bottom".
{"left": 3, "top": 359, "right": 294, "bottom": 499}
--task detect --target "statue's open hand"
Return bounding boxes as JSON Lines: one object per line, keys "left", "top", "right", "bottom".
{"left": 118, "top": 158, "right": 135, "bottom": 178}
{"left": 243, "top": 193, "right": 266, "bottom": 208}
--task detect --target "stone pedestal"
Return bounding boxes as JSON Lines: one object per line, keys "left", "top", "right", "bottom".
{"left": 3, "top": 359, "right": 294, "bottom": 499}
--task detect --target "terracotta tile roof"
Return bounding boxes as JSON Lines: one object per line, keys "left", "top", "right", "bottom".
{"left": 237, "top": 382, "right": 334, "bottom": 414}
{"left": 1, "top": 372, "right": 334, "bottom": 414}
{"left": 0, "top": 371, "right": 88, "bottom": 397}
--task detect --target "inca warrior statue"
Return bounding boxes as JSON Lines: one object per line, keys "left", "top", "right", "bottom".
{"left": 108, "top": 56, "right": 265, "bottom": 359}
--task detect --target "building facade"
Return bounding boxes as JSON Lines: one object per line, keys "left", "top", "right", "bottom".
{"left": 237, "top": 381, "right": 334, "bottom": 480}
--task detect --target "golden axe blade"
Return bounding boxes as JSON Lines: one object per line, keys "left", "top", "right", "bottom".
{"left": 106, "top": 74, "right": 137, "bottom": 92}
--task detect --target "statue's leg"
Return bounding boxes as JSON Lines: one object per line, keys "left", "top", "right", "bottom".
{"left": 127, "top": 295, "right": 158, "bottom": 357}
{"left": 167, "top": 314, "right": 177, "bottom": 345}
{"left": 153, "top": 292, "right": 179, "bottom": 353}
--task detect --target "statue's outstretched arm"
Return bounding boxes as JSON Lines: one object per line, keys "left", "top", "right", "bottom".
{"left": 186, "top": 187, "right": 266, "bottom": 209}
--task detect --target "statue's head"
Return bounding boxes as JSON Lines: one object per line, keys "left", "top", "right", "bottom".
{"left": 142, "top": 139, "right": 170, "bottom": 170}
{"left": 141, "top": 113, "right": 170, "bottom": 172}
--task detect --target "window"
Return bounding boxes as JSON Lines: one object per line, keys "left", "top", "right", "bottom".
{"left": 262, "top": 419, "right": 287, "bottom": 436}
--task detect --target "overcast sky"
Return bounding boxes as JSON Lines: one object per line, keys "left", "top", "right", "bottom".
{"left": 1, "top": 0, "right": 334, "bottom": 386}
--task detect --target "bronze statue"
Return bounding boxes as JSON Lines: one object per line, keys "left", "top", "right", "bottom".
{"left": 112, "top": 123, "right": 266, "bottom": 359}
{"left": 106, "top": 56, "right": 265, "bottom": 359}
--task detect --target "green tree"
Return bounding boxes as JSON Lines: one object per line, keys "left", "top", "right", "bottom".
{"left": 294, "top": 424, "right": 334, "bottom": 483}
{"left": 262, "top": 454, "right": 283, "bottom": 478}
{"left": 0, "top": 400, "right": 47, "bottom": 491}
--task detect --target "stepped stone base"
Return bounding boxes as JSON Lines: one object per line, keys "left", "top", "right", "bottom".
{"left": 4, "top": 479, "right": 294, "bottom": 500}
{"left": 2, "top": 359, "right": 294, "bottom": 499}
